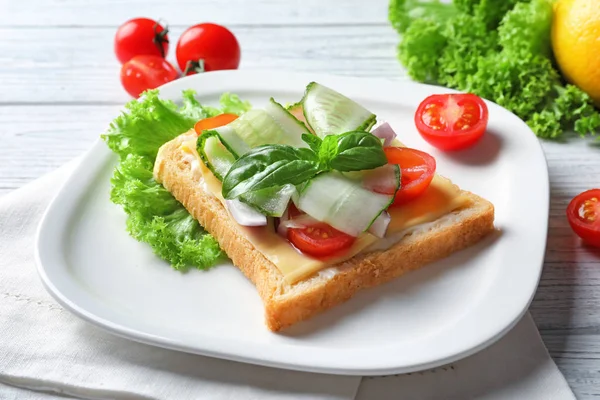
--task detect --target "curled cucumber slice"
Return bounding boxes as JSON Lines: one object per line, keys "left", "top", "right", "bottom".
{"left": 302, "top": 82, "right": 377, "bottom": 137}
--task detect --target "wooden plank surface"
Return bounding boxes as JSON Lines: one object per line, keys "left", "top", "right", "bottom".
{"left": 2, "top": 0, "right": 600, "bottom": 397}
{"left": 0, "top": 0, "right": 388, "bottom": 26}
{"left": 0, "top": 26, "right": 401, "bottom": 104}
{"left": 0, "top": 105, "right": 120, "bottom": 193}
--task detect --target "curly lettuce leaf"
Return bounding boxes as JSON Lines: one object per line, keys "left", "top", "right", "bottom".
{"left": 468, "top": 53, "right": 558, "bottom": 118}
{"left": 498, "top": 0, "right": 553, "bottom": 57}
{"left": 398, "top": 19, "right": 447, "bottom": 83}
{"left": 455, "top": 0, "right": 522, "bottom": 29}
{"left": 197, "top": 93, "right": 253, "bottom": 119}
{"left": 437, "top": 14, "right": 497, "bottom": 89}
{"left": 102, "top": 89, "right": 251, "bottom": 271}
{"left": 528, "top": 85, "right": 600, "bottom": 139}
{"left": 102, "top": 90, "right": 196, "bottom": 161}
{"left": 389, "top": 0, "right": 457, "bottom": 34}
{"left": 178, "top": 89, "right": 213, "bottom": 121}
{"left": 110, "top": 155, "right": 223, "bottom": 270}
{"left": 220, "top": 93, "right": 252, "bottom": 115}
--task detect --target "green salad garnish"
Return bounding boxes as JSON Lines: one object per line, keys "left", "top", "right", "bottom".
{"left": 221, "top": 131, "right": 388, "bottom": 202}
{"left": 102, "top": 90, "right": 251, "bottom": 270}
{"left": 389, "top": 0, "right": 600, "bottom": 139}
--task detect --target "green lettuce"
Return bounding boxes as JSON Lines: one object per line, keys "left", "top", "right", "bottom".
{"left": 389, "top": 0, "right": 600, "bottom": 139}
{"left": 102, "top": 89, "right": 251, "bottom": 271}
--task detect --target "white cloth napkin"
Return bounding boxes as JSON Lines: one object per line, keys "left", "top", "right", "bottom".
{"left": 356, "top": 314, "right": 575, "bottom": 400}
{"left": 0, "top": 162, "right": 576, "bottom": 400}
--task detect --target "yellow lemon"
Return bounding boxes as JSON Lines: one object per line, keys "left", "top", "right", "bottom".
{"left": 552, "top": 0, "right": 600, "bottom": 107}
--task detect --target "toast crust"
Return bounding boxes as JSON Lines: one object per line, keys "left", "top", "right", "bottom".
{"left": 154, "top": 133, "right": 495, "bottom": 331}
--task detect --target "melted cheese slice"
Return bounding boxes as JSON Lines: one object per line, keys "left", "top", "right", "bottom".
{"left": 178, "top": 137, "right": 468, "bottom": 284}
{"left": 387, "top": 175, "right": 467, "bottom": 234}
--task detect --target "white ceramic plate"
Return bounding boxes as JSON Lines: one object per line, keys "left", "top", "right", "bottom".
{"left": 35, "top": 71, "right": 548, "bottom": 376}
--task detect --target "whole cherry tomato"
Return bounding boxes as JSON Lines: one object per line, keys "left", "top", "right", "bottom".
{"left": 120, "top": 55, "right": 178, "bottom": 98}
{"left": 114, "top": 18, "right": 169, "bottom": 64}
{"left": 176, "top": 23, "right": 241, "bottom": 75}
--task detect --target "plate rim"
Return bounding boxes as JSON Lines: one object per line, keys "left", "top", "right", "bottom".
{"left": 34, "top": 70, "right": 549, "bottom": 376}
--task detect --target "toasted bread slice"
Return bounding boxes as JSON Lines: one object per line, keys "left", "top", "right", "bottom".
{"left": 154, "top": 133, "right": 495, "bottom": 331}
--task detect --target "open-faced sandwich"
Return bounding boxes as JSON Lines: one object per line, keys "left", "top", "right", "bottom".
{"left": 145, "top": 82, "right": 495, "bottom": 331}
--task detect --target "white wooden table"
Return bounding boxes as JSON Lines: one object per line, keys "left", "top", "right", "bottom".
{"left": 2, "top": 0, "right": 599, "bottom": 397}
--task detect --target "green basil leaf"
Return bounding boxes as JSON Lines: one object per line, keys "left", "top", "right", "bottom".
{"left": 329, "top": 131, "right": 388, "bottom": 172}
{"left": 301, "top": 133, "right": 322, "bottom": 153}
{"left": 222, "top": 145, "right": 319, "bottom": 199}
{"left": 318, "top": 135, "right": 339, "bottom": 168}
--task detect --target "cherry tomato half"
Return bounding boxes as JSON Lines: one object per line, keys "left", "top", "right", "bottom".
{"left": 114, "top": 18, "right": 169, "bottom": 64}
{"left": 415, "top": 93, "right": 489, "bottom": 151}
{"left": 120, "top": 55, "right": 178, "bottom": 98}
{"left": 381, "top": 147, "right": 436, "bottom": 206}
{"left": 567, "top": 189, "right": 600, "bottom": 248}
{"left": 176, "top": 23, "right": 241, "bottom": 75}
{"left": 194, "top": 113, "right": 239, "bottom": 134}
{"left": 286, "top": 205, "right": 355, "bottom": 257}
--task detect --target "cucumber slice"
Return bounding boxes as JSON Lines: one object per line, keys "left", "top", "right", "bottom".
{"left": 240, "top": 184, "right": 296, "bottom": 217}
{"left": 301, "top": 82, "right": 377, "bottom": 137}
{"left": 286, "top": 101, "right": 303, "bottom": 111}
{"left": 295, "top": 168, "right": 399, "bottom": 237}
{"left": 197, "top": 131, "right": 236, "bottom": 181}
{"left": 202, "top": 101, "right": 309, "bottom": 160}
{"left": 214, "top": 125, "right": 250, "bottom": 158}
{"left": 228, "top": 109, "right": 280, "bottom": 147}
{"left": 264, "top": 98, "right": 311, "bottom": 147}
{"left": 225, "top": 104, "right": 308, "bottom": 149}
{"left": 286, "top": 102, "right": 310, "bottom": 127}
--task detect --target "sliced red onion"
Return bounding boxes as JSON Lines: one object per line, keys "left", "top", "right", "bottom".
{"left": 226, "top": 199, "right": 267, "bottom": 227}
{"left": 371, "top": 122, "right": 397, "bottom": 147}
{"left": 281, "top": 214, "right": 319, "bottom": 229}
{"left": 362, "top": 164, "right": 399, "bottom": 193}
{"left": 276, "top": 210, "right": 319, "bottom": 236}
{"left": 368, "top": 211, "right": 391, "bottom": 238}
{"left": 276, "top": 208, "right": 290, "bottom": 236}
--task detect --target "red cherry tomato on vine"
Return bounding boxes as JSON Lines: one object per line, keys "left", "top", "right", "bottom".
{"left": 114, "top": 18, "right": 169, "bottom": 64}
{"left": 176, "top": 23, "right": 241, "bottom": 75}
{"left": 414, "top": 93, "right": 489, "bottom": 151}
{"left": 567, "top": 189, "right": 600, "bottom": 248}
{"left": 120, "top": 55, "right": 178, "bottom": 98}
